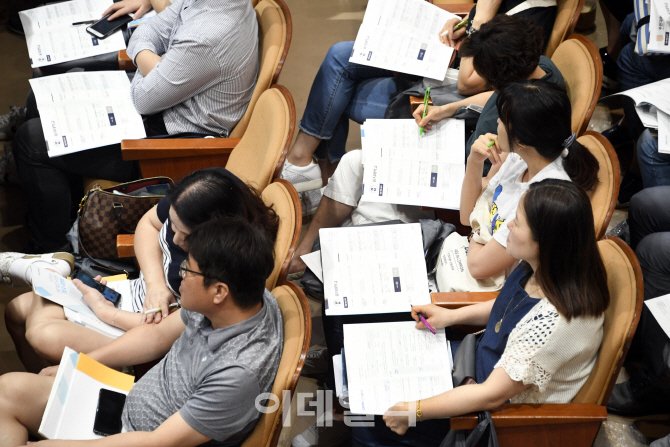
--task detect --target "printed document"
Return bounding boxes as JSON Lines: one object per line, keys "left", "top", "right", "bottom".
{"left": 361, "top": 119, "right": 465, "bottom": 210}
{"left": 40, "top": 347, "right": 134, "bottom": 440}
{"left": 645, "top": 293, "right": 670, "bottom": 338}
{"left": 20, "top": 0, "right": 126, "bottom": 68}
{"left": 609, "top": 78, "right": 670, "bottom": 129}
{"left": 648, "top": 0, "right": 670, "bottom": 54}
{"left": 349, "top": 0, "right": 459, "bottom": 79}
{"left": 343, "top": 321, "right": 453, "bottom": 415}
{"left": 29, "top": 71, "right": 146, "bottom": 157}
{"left": 321, "top": 223, "right": 431, "bottom": 315}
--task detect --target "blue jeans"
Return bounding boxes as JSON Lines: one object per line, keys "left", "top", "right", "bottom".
{"left": 300, "top": 41, "right": 397, "bottom": 162}
{"left": 637, "top": 129, "right": 670, "bottom": 188}
{"left": 617, "top": 13, "right": 670, "bottom": 91}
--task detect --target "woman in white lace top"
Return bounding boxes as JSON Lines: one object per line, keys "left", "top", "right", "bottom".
{"left": 382, "top": 179, "right": 610, "bottom": 437}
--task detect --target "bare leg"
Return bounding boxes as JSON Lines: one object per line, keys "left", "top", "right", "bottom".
{"left": 0, "top": 372, "right": 54, "bottom": 446}
{"left": 4, "top": 292, "right": 49, "bottom": 373}
{"left": 25, "top": 293, "right": 114, "bottom": 365}
{"left": 288, "top": 196, "right": 355, "bottom": 274}
{"left": 318, "top": 159, "right": 339, "bottom": 186}
{"left": 287, "top": 130, "right": 322, "bottom": 167}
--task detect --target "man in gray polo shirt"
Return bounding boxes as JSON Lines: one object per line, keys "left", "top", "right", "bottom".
{"left": 0, "top": 217, "right": 283, "bottom": 447}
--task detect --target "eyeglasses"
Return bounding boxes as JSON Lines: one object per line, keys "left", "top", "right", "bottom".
{"left": 179, "top": 259, "right": 210, "bottom": 279}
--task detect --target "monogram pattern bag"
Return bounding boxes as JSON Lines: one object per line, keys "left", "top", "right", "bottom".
{"left": 78, "top": 177, "right": 173, "bottom": 259}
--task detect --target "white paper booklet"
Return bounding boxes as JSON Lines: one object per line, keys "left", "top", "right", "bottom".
{"left": 608, "top": 78, "right": 670, "bottom": 129}
{"left": 645, "top": 293, "right": 670, "bottom": 338}
{"left": 321, "top": 223, "right": 430, "bottom": 315}
{"left": 360, "top": 119, "right": 465, "bottom": 210}
{"left": 32, "top": 268, "right": 131, "bottom": 338}
{"left": 349, "top": 0, "right": 458, "bottom": 80}
{"left": 647, "top": 0, "right": 670, "bottom": 54}
{"left": 343, "top": 321, "right": 453, "bottom": 415}
{"left": 29, "top": 71, "right": 146, "bottom": 157}
{"left": 20, "top": 0, "right": 127, "bottom": 68}
{"left": 40, "top": 347, "right": 134, "bottom": 440}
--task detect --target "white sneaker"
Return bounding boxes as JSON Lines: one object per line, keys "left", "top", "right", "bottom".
{"left": 281, "top": 158, "right": 323, "bottom": 193}
{"left": 0, "top": 252, "right": 75, "bottom": 287}
{"left": 301, "top": 187, "right": 324, "bottom": 217}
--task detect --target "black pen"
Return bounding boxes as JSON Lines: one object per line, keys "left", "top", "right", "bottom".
{"left": 72, "top": 20, "right": 96, "bottom": 26}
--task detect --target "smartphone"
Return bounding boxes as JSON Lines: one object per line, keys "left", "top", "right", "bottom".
{"left": 86, "top": 13, "right": 133, "bottom": 39}
{"left": 74, "top": 271, "right": 122, "bottom": 304}
{"left": 93, "top": 389, "right": 126, "bottom": 437}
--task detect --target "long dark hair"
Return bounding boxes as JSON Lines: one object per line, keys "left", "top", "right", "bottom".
{"left": 497, "top": 80, "right": 599, "bottom": 192}
{"left": 522, "top": 179, "right": 609, "bottom": 320}
{"left": 459, "top": 15, "right": 543, "bottom": 92}
{"left": 165, "top": 169, "right": 279, "bottom": 246}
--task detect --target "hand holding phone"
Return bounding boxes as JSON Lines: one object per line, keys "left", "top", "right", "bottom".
{"left": 74, "top": 272, "right": 122, "bottom": 304}
{"left": 86, "top": 13, "right": 133, "bottom": 39}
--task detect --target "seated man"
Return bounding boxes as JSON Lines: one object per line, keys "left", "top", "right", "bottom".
{"left": 288, "top": 16, "right": 564, "bottom": 274}
{"left": 0, "top": 216, "right": 283, "bottom": 447}
{"left": 12, "top": 0, "right": 258, "bottom": 253}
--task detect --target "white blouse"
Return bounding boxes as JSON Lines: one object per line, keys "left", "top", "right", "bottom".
{"left": 495, "top": 299, "right": 604, "bottom": 404}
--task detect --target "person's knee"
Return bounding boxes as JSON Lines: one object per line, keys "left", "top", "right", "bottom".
{"left": 25, "top": 323, "right": 67, "bottom": 363}
{"left": 637, "top": 130, "right": 660, "bottom": 166}
{"left": 0, "top": 372, "right": 31, "bottom": 411}
{"left": 4, "top": 293, "right": 32, "bottom": 333}
{"left": 325, "top": 41, "right": 355, "bottom": 71}
{"left": 12, "top": 118, "right": 47, "bottom": 165}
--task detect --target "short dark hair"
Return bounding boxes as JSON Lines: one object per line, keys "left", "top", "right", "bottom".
{"left": 165, "top": 169, "right": 280, "bottom": 246}
{"left": 522, "top": 179, "right": 609, "bottom": 320}
{"left": 186, "top": 217, "right": 275, "bottom": 310}
{"left": 459, "top": 15, "right": 544, "bottom": 92}
{"left": 497, "top": 80, "right": 600, "bottom": 192}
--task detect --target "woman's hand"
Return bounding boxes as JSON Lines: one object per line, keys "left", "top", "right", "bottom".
{"left": 142, "top": 285, "right": 176, "bottom": 324}
{"left": 412, "top": 104, "right": 454, "bottom": 131}
{"left": 439, "top": 17, "right": 467, "bottom": 47}
{"left": 73, "top": 276, "right": 115, "bottom": 319}
{"left": 103, "top": 0, "right": 152, "bottom": 21}
{"left": 383, "top": 402, "right": 411, "bottom": 435}
{"left": 411, "top": 304, "right": 454, "bottom": 329}
{"left": 469, "top": 133, "right": 502, "bottom": 165}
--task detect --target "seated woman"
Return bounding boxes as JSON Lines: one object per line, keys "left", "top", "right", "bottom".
{"left": 289, "top": 79, "right": 598, "bottom": 283}
{"left": 282, "top": 13, "right": 558, "bottom": 213}
{"left": 3, "top": 169, "right": 279, "bottom": 372}
{"left": 353, "top": 178, "right": 609, "bottom": 446}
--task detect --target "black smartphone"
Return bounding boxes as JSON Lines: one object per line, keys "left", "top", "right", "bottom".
{"left": 74, "top": 271, "right": 122, "bottom": 304}
{"left": 86, "top": 14, "right": 133, "bottom": 40}
{"left": 93, "top": 389, "right": 126, "bottom": 437}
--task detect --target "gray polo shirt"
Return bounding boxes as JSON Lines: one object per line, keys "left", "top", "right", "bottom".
{"left": 121, "top": 290, "right": 283, "bottom": 446}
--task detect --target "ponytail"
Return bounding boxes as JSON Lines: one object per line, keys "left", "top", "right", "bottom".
{"left": 562, "top": 140, "right": 600, "bottom": 192}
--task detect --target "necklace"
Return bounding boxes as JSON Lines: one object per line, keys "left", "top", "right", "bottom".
{"left": 494, "top": 280, "right": 542, "bottom": 333}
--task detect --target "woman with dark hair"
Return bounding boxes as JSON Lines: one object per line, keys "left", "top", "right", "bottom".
{"left": 4, "top": 168, "right": 279, "bottom": 372}
{"left": 353, "top": 179, "right": 609, "bottom": 446}
{"left": 450, "top": 79, "right": 599, "bottom": 287}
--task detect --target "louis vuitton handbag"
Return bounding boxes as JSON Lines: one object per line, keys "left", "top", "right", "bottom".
{"left": 78, "top": 177, "right": 174, "bottom": 259}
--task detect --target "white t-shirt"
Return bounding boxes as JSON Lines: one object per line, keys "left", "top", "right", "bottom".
{"left": 495, "top": 298, "right": 604, "bottom": 404}
{"left": 487, "top": 153, "right": 570, "bottom": 248}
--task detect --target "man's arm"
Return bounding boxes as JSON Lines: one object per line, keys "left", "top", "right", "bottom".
{"left": 25, "top": 412, "right": 209, "bottom": 447}
{"left": 125, "top": 0, "right": 182, "bottom": 64}
{"left": 86, "top": 309, "right": 185, "bottom": 369}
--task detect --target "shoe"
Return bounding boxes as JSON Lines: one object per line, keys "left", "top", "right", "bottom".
{"left": 0, "top": 106, "right": 27, "bottom": 140}
{"left": 0, "top": 252, "right": 75, "bottom": 287}
{"left": 607, "top": 369, "right": 670, "bottom": 417}
{"left": 301, "top": 348, "right": 329, "bottom": 377}
{"left": 617, "top": 172, "right": 643, "bottom": 208}
{"left": 301, "top": 187, "right": 324, "bottom": 216}
{"left": 281, "top": 158, "right": 323, "bottom": 193}
{"left": 7, "top": 12, "right": 24, "bottom": 36}
{"left": 291, "top": 404, "right": 350, "bottom": 447}
{"left": 600, "top": 47, "right": 619, "bottom": 91}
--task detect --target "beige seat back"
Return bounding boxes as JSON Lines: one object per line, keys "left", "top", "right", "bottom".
{"left": 572, "top": 237, "right": 643, "bottom": 405}
{"left": 551, "top": 34, "right": 602, "bottom": 136}
{"left": 578, "top": 132, "right": 620, "bottom": 240}
{"left": 261, "top": 179, "right": 302, "bottom": 290}
{"left": 230, "top": 0, "right": 292, "bottom": 138}
{"left": 241, "top": 282, "right": 310, "bottom": 447}
{"left": 544, "top": 0, "right": 584, "bottom": 57}
{"left": 226, "top": 86, "right": 295, "bottom": 190}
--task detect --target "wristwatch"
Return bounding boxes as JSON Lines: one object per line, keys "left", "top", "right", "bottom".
{"left": 466, "top": 25, "right": 478, "bottom": 36}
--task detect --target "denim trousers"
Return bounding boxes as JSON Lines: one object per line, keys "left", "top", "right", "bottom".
{"left": 637, "top": 129, "right": 670, "bottom": 188}
{"left": 299, "top": 41, "right": 397, "bottom": 162}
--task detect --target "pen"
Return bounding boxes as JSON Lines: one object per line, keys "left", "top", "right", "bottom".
{"left": 419, "top": 87, "right": 431, "bottom": 136}
{"left": 72, "top": 20, "right": 96, "bottom": 25}
{"left": 440, "top": 18, "right": 469, "bottom": 36}
{"left": 144, "top": 303, "right": 180, "bottom": 315}
{"left": 411, "top": 305, "right": 436, "bottom": 334}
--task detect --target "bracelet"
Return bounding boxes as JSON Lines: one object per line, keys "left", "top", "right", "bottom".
{"left": 416, "top": 400, "right": 422, "bottom": 422}
{"left": 112, "top": 309, "right": 120, "bottom": 327}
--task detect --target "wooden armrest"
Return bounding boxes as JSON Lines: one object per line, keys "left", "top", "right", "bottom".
{"left": 431, "top": 291, "right": 499, "bottom": 308}
{"left": 434, "top": 3, "right": 475, "bottom": 17}
{"left": 118, "top": 50, "right": 134, "bottom": 71}
{"left": 450, "top": 404, "right": 607, "bottom": 430}
{"left": 121, "top": 138, "right": 241, "bottom": 161}
{"left": 117, "top": 234, "right": 135, "bottom": 258}
{"left": 410, "top": 95, "right": 434, "bottom": 113}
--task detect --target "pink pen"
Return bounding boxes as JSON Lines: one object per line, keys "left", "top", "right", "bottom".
{"left": 411, "top": 305, "right": 436, "bottom": 334}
